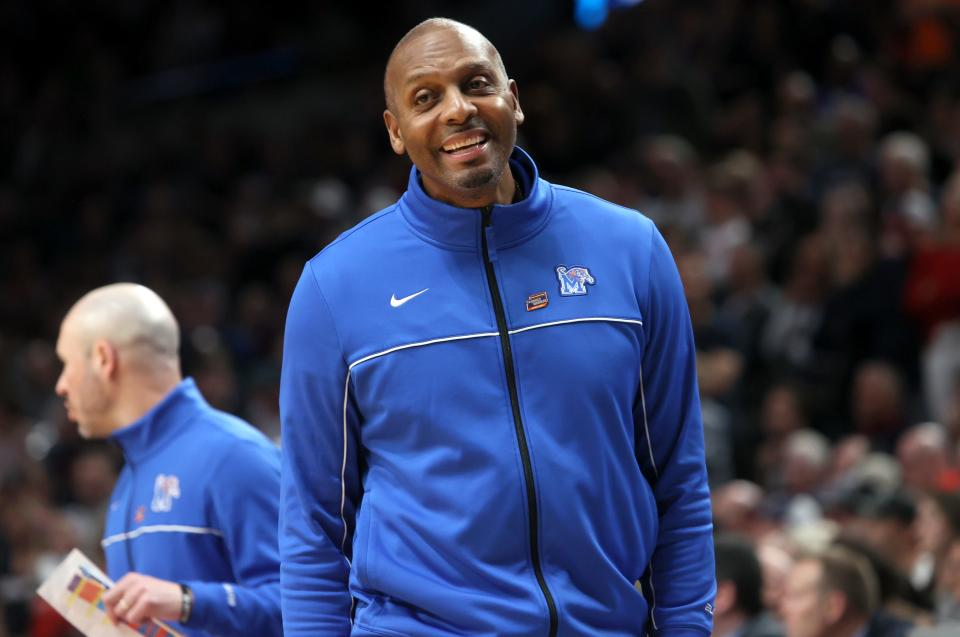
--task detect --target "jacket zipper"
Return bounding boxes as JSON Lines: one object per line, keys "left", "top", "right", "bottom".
{"left": 480, "top": 205, "right": 558, "bottom": 637}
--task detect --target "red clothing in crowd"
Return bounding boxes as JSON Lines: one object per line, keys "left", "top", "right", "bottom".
{"left": 904, "top": 245, "right": 960, "bottom": 340}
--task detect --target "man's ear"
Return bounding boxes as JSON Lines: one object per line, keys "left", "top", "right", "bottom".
{"left": 383, "top": 110, "right": 405, "bottom": 155}
{"left": 508, "top": 79, "right": 524, "bottom": 126}
{"left": 91, "top": 339, "right": 118, "bottom": 380}
{"left": 824, "top": 590, "right": 847, "bottom": 625}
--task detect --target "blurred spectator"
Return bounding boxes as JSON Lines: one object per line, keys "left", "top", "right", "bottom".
{"left": 678, "top": 248, "right": 741, "bottom": 485}
{"left": 757, "top": 540, "right": 794, "bottom": 620}
{"left": 852, "top": 361, "right": 910, "bottom": 452}
{"left": 766, "top": 429, "right": 831, "bottom": 526}
{"left": 722, "top": 243, "right": 778, "bottom": 357}
{"left": 713, "top": 534, "right": 785, "bottom": 637}
{"left": 720, "top": 243, "right": 780, "bottom": 450}
{"left": 815, "top": 97, "right": 877, "bottom": 194}
{"left": 635, "top": 134, "right": 704, "bottom": 244}
{"left": 756, "top": 384, "right": 809, "bottom": 489}
{"left": 932, "top": 536, "right": 960, "bottom": 635}
{"left": 812, "top": 178, "right": 921, "bottom": 433}
{"left": 912, "top": 491, "right": 960, "bottom": 620}
{"left": 844, "top": 489, "right": 920, "bottom": 586}
{"left": 877, "top": 132, "right": 936, "bottom": 259}
{"left": 702, "top": 151, "right": 757, "bottom": 288}
{"left": 678, "top": 250, "right": 740, "bottom": 371}
{"left": 897, "top": 423, "right": 956, "bottom": 493}
{"left": 781, "top": 547, "right": 883, "bottom": 637}
{"left": 713, "top": 480, "right": 774, "bottom": 542}
{"left": 761, "top": 235, "right": 828, "bottom": 373}
{"left": 904, "top": 170, "right": 960, "bottom": 425}
{"left": 833, "top": 535, "right": 921, "bottom": 634}
{"left": 825, "top": 435, "right": 871, "bottom": 491}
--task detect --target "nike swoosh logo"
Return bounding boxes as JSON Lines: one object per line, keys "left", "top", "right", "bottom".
{"left": 390, "top": 288, "right": 429, "bottom": 308}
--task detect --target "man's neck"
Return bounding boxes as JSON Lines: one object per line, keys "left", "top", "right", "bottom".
{"left": 110, "top": 372, "right": 182, "bottom": 432}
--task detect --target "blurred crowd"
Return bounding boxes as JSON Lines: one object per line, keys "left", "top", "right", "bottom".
{"left": 2, "top": 0, "right": 960, "bottom": 635}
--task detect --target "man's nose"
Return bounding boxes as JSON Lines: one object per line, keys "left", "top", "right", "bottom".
{"left": 55, "top": 371, "right": 67, "bottom": 397}
{"left": 441, "top": 89, "right": 477, "bottom": 124}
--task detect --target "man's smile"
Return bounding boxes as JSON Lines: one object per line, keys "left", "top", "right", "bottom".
{"left": 439, "top": 129, "right": 490, "bottom": 163}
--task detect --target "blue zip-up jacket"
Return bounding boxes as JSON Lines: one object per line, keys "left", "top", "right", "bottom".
{"left": 280, "top": 148, "right": 715, "bottom": 636}
{"left": 104, "top": 378, "right": 283, "bottom": 637}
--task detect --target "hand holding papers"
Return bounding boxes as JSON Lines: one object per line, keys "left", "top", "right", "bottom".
{"left": 36, "top": 549, "right": 183, "bottom": 637}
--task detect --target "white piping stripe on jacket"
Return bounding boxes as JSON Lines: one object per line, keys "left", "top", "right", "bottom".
{"left": 348, "top": 331, "right": 499, "bottom": 371}
{"left": 101, "top": 524, "right": 223, "bottom": 548}
{"left": 509, "top": 316, "right": 643, "bottom": 335}
{"left": 638, "top": 365, "right": 659, "bottom": 479}
{"left": 647, "top": 564, "right": 660, "bottom": 631}
{"left": 638, "top": 364, "right": 659, "bottom": 629}
{"left": 347, "top": 317, "right": 643, "bottom": 370}
{"left": 340, "top": 370, "right": 352, "bottom": 561}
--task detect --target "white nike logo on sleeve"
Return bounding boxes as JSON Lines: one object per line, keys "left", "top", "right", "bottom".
{"left": 390, "top": 288, "right": 429, "bottom": 308}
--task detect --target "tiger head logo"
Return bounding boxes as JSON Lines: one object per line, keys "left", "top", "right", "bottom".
{"left": 150, "top": 474, "right": 181, "bottom": 513}
{"left": 556, "top": 265, "right": 596, "bottom": 296}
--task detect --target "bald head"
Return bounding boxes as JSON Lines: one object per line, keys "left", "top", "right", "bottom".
{"left": 56, "top": 283, "right": 182, "bottom": 437}
{"left": 383, "top": 18, "right": 506, "bottom": 113}
{"left": 64, "top": 283, "right": 180, "bottom": 366}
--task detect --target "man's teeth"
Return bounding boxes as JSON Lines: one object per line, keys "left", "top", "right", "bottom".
{"left": 443, "top": 136, "right": 484, "bottom": 152}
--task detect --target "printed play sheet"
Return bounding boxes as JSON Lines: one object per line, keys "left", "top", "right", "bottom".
{"left": 36, "top": 549, "right": 183, "bottom": 637}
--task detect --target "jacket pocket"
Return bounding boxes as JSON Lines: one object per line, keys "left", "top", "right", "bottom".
{"left": 355, "top": 489, "right": 376, "bottom": 586}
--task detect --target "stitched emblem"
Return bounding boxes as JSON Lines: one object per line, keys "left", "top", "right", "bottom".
{"left": 556, "top": 265, "right": 596, "bottom": 296}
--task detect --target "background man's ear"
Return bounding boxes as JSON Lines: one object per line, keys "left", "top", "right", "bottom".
{"left": 383, "top": 110, "right": 406, "bottom": 155}
{"left": 91, "top": 339, "right": 118, "bottom": 380}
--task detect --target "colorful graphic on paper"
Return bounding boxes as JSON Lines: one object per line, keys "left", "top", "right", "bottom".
{"left": 37, "top": 549, "right": 183, "bottom": 637}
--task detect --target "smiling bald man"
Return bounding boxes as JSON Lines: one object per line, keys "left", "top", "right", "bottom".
{"left": 280, "top": 18, "right": 715, "bottom": 637}
{"left": 54, "top": 283, "right": 282, "bottom": 637}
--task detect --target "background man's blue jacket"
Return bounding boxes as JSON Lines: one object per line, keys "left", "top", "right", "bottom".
{"left": 105, "top": 378, "right": 282, "bottom": 637}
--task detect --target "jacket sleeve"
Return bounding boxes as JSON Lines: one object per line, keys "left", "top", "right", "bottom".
{"left": 278, "top": 263, "right": 360, "bottom": 636}
{"left": 182, "top": 439, "right": 283, "bottom": 637}
{"left": 636, "top": 226, "right": 716, "bottom": 637}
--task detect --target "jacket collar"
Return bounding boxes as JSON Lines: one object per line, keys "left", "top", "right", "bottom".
{"left": 398, "top": 146, "right": 553, "bottom": 250}
{"left": 111, "top": 378, "right": 206, "bottom": 464}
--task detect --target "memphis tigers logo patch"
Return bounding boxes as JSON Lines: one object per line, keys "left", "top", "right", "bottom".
{"left": 150, "top": 474, "right": 181, "bottom": 513}
{"left": 556, "top": 265, "right": 596, "bottom": 296}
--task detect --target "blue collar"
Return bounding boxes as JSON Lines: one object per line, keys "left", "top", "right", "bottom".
{"left": 110, "top": 378, "right": 206, "bottom": 464}
{"left": 397, "top": 146, "right": 553, "bottom": 251}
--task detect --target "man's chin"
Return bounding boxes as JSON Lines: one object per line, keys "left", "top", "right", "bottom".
{"left": 76, "top": 421, "right": 107, "bottom": 439}
{"left": 454, "top": 167, "right": 496, "bottom": 190}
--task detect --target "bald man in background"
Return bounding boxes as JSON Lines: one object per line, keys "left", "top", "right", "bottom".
{"left": 54, "top": 283, "right": 282, "bottom": 637}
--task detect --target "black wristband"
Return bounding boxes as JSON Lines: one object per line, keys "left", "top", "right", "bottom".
{"left": 179, "top": 583, "right": 193, "bottom": 624}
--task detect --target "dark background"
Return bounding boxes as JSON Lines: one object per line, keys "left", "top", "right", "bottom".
{"left": 2, "top": 1, "right": 960, "bottom": 635}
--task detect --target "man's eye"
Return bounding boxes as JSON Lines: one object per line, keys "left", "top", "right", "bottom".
{"left": 414, "top": 92, "right": 432, "bottom": 105}
{"left": 467, "top": 77, "right": 490, "bottom": 90}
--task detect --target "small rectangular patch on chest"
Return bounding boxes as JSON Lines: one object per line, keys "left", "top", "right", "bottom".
{"left": 526, "top": 291, "right": 549, "bottom": 311}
